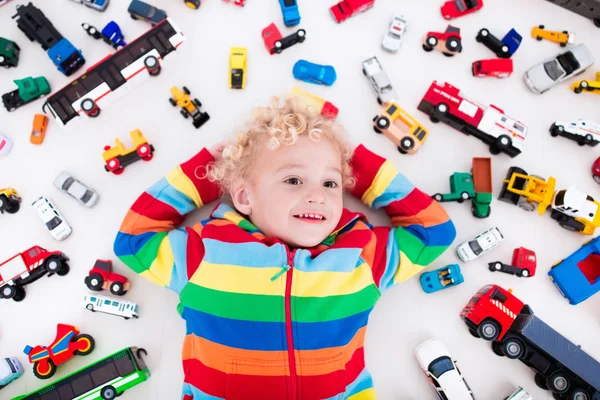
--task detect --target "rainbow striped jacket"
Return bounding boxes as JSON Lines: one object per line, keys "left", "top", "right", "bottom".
{"left": 114, "top": 144, "right": 455, "bottom": 400}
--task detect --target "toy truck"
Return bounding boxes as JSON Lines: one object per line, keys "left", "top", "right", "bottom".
{"left": 550, "top": 119, "right": 600, "bottom": 146}
{"left": 12, "top": 3, "right": 85, "bottom": 76}
{"left": 85, "top": 259, "right": 130, "bottom": 295}
{"left": 373, "top": 102, "right": 428, "bottom": 155}
{"left": 103, "top": 129, "right": 154, "bottom": 175}
{"left": 0, "top": 246, "right": 69, "bottom": 302}
{"left": 498, "top": 166, "right": 600, "bottom": 235}
{"left": 461, "top": 285, "right": 600, "bottom": 399}
{"left": 488, "top": 247, "right": 537, "bottom": 277}
{"left": 0, "top": 37, "right": 19, "bottom": 68}
{"left": 0, "top": 188, "right": 21, "bottom": 215}
{"left": 2, "top": 77, "right": 51, "bottom": 112}
{"left": 420, "top": 264, "right": 464, "bottom": 293}
{"left": 330, "top": 0, "right": 375, "bottom": 23}
{"left": 417, "top": 81, "right": 527, "bottom": 157}
{"left": 82, "top": 21, "right": 126, "bottom": 49}
{"left": 472, "top": 58, "right": 513, "bottom": 78}
{"left": 572, "top": 71, "right": 600, "bottom": 94}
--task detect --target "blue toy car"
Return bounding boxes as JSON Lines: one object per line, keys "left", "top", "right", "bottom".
{"left": 420, "top": 264, "right": 464, "bottom": 294}
{"left": 128, "top": 0, "right": 167, "bottom": 26}
{"left": 501, "top": 28, "right": 523, "bottom": 56}
{"left": 279, "top": 0, "right": 300, "bottom": 26}
{"left": 549, "top": 236, "right": 600, "bottom": 305}
{"left": 292, "top": 60, "right": 337, "bottom": 86}
{"left": 102, "top": 21, "right": 126, "bottom": 49}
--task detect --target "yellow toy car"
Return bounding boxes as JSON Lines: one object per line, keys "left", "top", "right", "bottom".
{"left": 229, "top": 47, "right": 247, "bottom": 89}
{"left": 531, "top": 25, "right": 574, "bottom": 47}
{"left": 291, "top": 86, "right": 338, "bottom": 120}
{"left": 103, "top": 129, "right": 154, "bottom": 175}
{"left": 373, "top": 102, "right": 429, "bottom": 154}
{"left": 571, "top": 71, "right": 600, "bottom": 94}
{"left": 0, "top": 187, "right": 21, "bottom": 214}
{"left": 169, "top": 86, "right": 210, "bottom": 128}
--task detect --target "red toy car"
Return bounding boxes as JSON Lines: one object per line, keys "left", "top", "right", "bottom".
{"left": 23, "top": 324, "right": 95, "bottom": 379}
{"left": 472, "top": 58, "right": 513, "bottom": 78}
{"left": 441, "top": 0, "right": 483, "bottom": 20}
{"left": 84, "top": 259, "right": 130, "bottom": 295}
{"left": 488, "top": 247, "right": 537, "bottom": 277}
{"left": 222, "top": 0, "right": 245, "bottom": 5}
{"left": 330, "top": 0, "right": 375, "bottom": 23}
{"left": 261, "top": 23, "right": 305, "bottom": 54}
{"left": 593, "top": 157, "right": 600, "bottom": 184}
{"left": 422, "top": 25, "right": 462, "bottom": 57}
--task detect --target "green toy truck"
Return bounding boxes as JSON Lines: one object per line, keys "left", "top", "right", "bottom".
{"left": 0, "top": 37, "right": 20, "bottom": 68}
{"left": 2, "top": 76, "right": 50, "bottom": 112}
{"left": 432, "top": 157, "right": 492, "bottom": 218}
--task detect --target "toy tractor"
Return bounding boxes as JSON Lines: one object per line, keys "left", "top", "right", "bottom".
{"left": 84, "top": 259, "right": 130, "bottom": 295}
{"left": 169, "top": 86, "right": 210, "bottom": 129}
{"left": 103, "top": 129, "right": 154, "bottom": 175}
{"left": 0, "top": 188, "right": 21, "bottom": 214}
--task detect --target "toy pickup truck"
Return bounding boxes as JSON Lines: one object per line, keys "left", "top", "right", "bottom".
{"left": 2, "top": 76, "right": 50, "bottom": 112}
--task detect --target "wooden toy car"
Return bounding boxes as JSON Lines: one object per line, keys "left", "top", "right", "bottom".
{"left": 441, "top": 0, "right": 483, "bottom": 20}
{"left": 372, "top": 102, "right": 428, "bottom": 154}
{"left": 593, "top": 157, "right": 600, "bottom": 184}
{"left": 229, "top": 47, "right": 247, "bottom": 89}
{"left": 127, "top": 0, "right": 167, "bottom": 25}
{"left": 261, "top": 23, "right": 306, "bottom": 54}
{"left": 103, "top": 129, "right": 154, "bottom": 175}
{"left": 0, "top": 134, "right": 12, "bottom": 156}
{"left": 472, "top": 58, "right": 513, "bottom": 78}
{"left": 23, "top": 324, "right": 94, "bottom": 379}
{"left": 531, "top": 25, "right": 574, "bottom": 47}
{"left": 571, "top": 71, "right": 600, "bottom": 94}
{"left": 169, "top": 86, "right": 210, "bottom": 128}
{"left": 279, "top": 0, "right": 300, "bottom": 26}
{"left": 85, "top": 259, "right": 130, "bottom": 295}
{"left": 0, "top": 188, "right": 21, "bottom": 214}
{"left": 488, "top": 247, "right": 537, "bottom": 277}
{"left": 362, "top": 56, "right": 396, "bottom": 104}
{"left": 30, "top": 114, "right": 48, "bottom": 145}
{"left": 32, "top": 196, "right": 72, "bottom": 241}
{"left": 183, "top": 0, "right": 201, "bottom": 8}
{"left": 0, "top": 357, "right": 23, "bottom": 389}
{"left": 456, "top": 226, "right": 504, "bottom": 262}
{"left": 293, "top": 60, "right": 336, "bottom": 86}
{"left": 330, "top": 0, "right": 374, "bottom": 23}
{"left": 53, "top": 171, "right": 99, "bottom": 207}
{"left": 2, "top": 76, "right": 50, "bottom": 112}
{"left": 82, "top": 294, "right": 139, "bottom": 319}
{"left": 0, "top": 37, "right": 20, "bottom": 68}
{"left": 82, "top": 21, "right": 126, "bottom": 49}
{"left": 422, "top": 25, "right": 462, "bottom": 57}
{"left": 420, "top": 264, "right": 464, "bottom": 293}
{"left": 291, "top": 86, "right": 339, "bottom": 120}
{"left": 550, "top": 119, "right": 600, "bottom": 146}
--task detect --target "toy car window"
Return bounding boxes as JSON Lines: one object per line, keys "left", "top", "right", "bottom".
{"left": 81, "top": 190, "right": 94, "bottom": 203}
{"left": 65, "top": 81, "right": 87, "bottom": 103}
{"left": 468, "top": 240, "right": 483, "bottom": 255}
{"left": 157, "top": 32, "right": 174, "bottom": 52}
{"left": 491, "top": 288, "right": 507, "bottom": 302}
{"left": 512, "top": 123, "right": 524, "bottom": 133}
{"left": 456, "top": 0, "right": 466, "bottom": 12}
{"left": 556, "top": 51, "right": 579, "bottom": 75}
{"left": 57, "top": 384, "right": 75, "bottom": 399}
{"left": 81, "top": 72, "right": 103, "bottom": 91}
{"left": 40, "top": 391, "right": 61, "bottom": 400}
{"left": 56, "top": 97, "right": 75, "bottom": 121}
{"left": 543, "top": 60, "right": 564, "bottom": 81}
{"left": 149, "top": 36, "right": 166, "bottom": 57}
{"left": 112, "top": 301, "right": 118, "bottom": 306}
{"left": 104, "top": 300, "right": 111, "bottom": 305}
{"left": 114, "top": 51, "right": 134, "bottom": 70}
{"left": 114, "top": 354, "right": 136, "bottom": 376}
{"left": 46, "top": 216, "right": 63, "bottom": 230}
{"left": 3, "top": 43, "right": 11, "bottom": 51}
{"left": 554, "top": 190, "right": 566, "bottom": 206}
{"left": 90, "top": 362, "right": 118, "bottom": 386}
{"left": 90, "top": 297, "right": 96, "bottom": 301}
{"left": 71, "top": 374, "right": 94, "bottom": 396}
{"left": 284, "top": 0, "right": 296, "bottom": 6}
{"left": 62, "top": 177, "right": 74, "bottom": 191}
{"left": 28, "top": 249, "right": 37, "bottom": 257}
{"left": 428, "top": 356, "right": 454, "bottom": 378}
{"left": 128, "top": 38, "right": 151, "bottom": 58}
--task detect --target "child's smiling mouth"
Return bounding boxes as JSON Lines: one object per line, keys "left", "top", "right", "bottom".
{"left": 293, "top": 213, "right": 327, "bottom": 223}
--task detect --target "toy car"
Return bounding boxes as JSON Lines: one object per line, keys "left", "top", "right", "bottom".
{"left": 30, "top": 114, "right": 48, "bottom": 145}
{"left": 0, "top": 134, "right": 13, "bottom": 156}
{"left": 0, "top": 37, "right": 20, "bottom": 68}
{"left": 532, "top": 25, "right": 574, "bottom": 47}
{"left": 32, "top": 196, "right": 72, "bottom": 241}
{"left": 293, "top": 60, "right": 337, "bottom": 86}
{"left": 68, "top": 0, "right": 109, "bottom": 11}
{"left": 0, "top": 188, "right": 21, "bottom": 214}
{"left": 472, "top": 58, "right": 513, "bottom": 78}
{"left": 0, "top": 357, "right": 23, "bottom": 389}
{"left": 593, "top": 157, "right": 600, "bottom": 184}
{"left": 279, "top": 0, "right": 300, "bottom": 26}
{"left": 330, "top": 0, "right": 375, "bottom": 23}
{"left": 85, "top": 259, "right": 129, "bottom": 295}
{"left": 82, "top": 21, "right": 126, "bottom": 49}
{"left": 441, "top": 0, "right": 483, "bottom": 20}
{"left": 362, "top": 56, "right": 396, "bottom": 105}
{"left": 373, "top": 102, "right": 428, "bottom": 154}
{"left": 261, "top": 23, "right": 306, "bottom": 54}
{"left": 183, "top": 0, "right": 201, "bottom": 8}
{"left": 2, "top": 77, "right": 51, "bottom": 112}
{"left": 505, "top": 387, "right": 532, "bottom": 400}
{"left": 23, "top": 324, "right": 94, "bottom": 379}
{"left": 229, "top": 47, "right": 247, "bottom": 89}
{"left": 53, "top": 171, "right": 99, "bottom": 208}
{"left": 420, "top": 264, "right": 464, "bottom": 293}
{"left": 476, "top": 28, "right": 508, "bottom": 58}
{"left": 571, "top": 71, "right": 600, "bottom": 94}
{"left": 456, "top": 226, "right": 504, "bottom": 262}
{"left": 550, "top": 119, "right": 600, "bottom": 146}
{"left": 169, "top": 86, "right": 210, "bottom": 128}
{"left": 488, "top": 247, "right": 537, "bottom": 277}
{"left": 415, "top": 338, "right": 475, "bottom": 399}
{"left": 82, "top": 294, "right": 139, "bottom": 319}
{"left": 422, "top": 25, "right": 462, "bottom": 57}
{"left": 524, "top": 43, "right": 594, "bottom": 94}
{"left": 103, "top": 129, "right": 154, "bottom": 175}
{"left": 381, "top": 15, "right": 408, "bottom": 52}
{"left": 127, "top": 0, "right": 167, "bottom": 25}
{"left": 291, "top": 86, "right": 339, "bottom": 120}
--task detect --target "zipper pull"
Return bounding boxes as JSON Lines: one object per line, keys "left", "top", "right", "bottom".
{"left": 270, "top": 265, "right": 290, "bottom": 281}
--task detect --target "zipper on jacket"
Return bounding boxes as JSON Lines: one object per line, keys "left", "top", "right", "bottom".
{"left": 284, "top": 249, "right": 297, "bottom": 400}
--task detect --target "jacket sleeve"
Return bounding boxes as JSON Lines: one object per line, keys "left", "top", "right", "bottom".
{"left": 349, "top": 144, "right": 456, "bottom": 292}
{"left": 113, "top": 148, "right": 220, "bottom": 294}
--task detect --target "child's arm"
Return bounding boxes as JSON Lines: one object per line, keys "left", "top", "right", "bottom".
{"left": 349, "top": 144, "right": 456, "bottom": 292}
{"left": 113, "top": 148, "right": 220, "bottom": 293}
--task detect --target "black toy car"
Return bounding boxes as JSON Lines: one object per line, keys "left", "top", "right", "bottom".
{"left": 273, "top": 29, "right": 306, "bottom": 54}
{"left": 476, "top": 28, "right": 510, "bottom": 58}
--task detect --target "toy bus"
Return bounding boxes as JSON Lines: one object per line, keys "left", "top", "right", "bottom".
{"left": 82, "top": 294, "right": 139, "bottom": 319}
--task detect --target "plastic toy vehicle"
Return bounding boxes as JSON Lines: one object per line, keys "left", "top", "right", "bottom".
{"left": 85, "top": 259, "right": 129, "bottom": 295}
{"left": 229, "top": 47, "right": 247, "bottom": 89}
{"left": 82, "top": 21, "right": 126, "bottom": 49}
{"left": 261, "top": 23, "right": 306, "bottom": 55}
{"left": 456, "top": 226, "right": 504, "bottom": 262}
{"left": 2, "top": 76, "right": 51, "bottom": 112}
{"left": 418, "top": 81, "right": 527, "bottom": 157}
{"left": 441, "top": 0, "right": 483, "bottom": 20}
{"left": 362, "top": 56, "right": 396, "bottom": 105}
{"left": 24, "top": 324, "right": 95, "bottom": 379}
{"left": 432, "top": 158, "right": 492, "bottom": 218}
{"left": 372, "top": 102, "right": 428, "bottom": 154}
{"left": 293, "top": 60, "right": 337, "bottom": 86}
{"left": 544, "top": 0, "right": 600, "bottom": 28}
{"left": 415, "top": 338, "right": 475, "bottom": 399}
{"left": 476, "top": 28, "right": 509, "bottom": 58}
{"left": 128, "top": 0, "right": 167, "bottom": 25}
{"left": 499, "top": 166, "right": 600, "bottom": 235}
{"left": 279, "top": 0, "right": 300, "bottom": 26}
{"left": 593, "top": 157, "right": 600, "bottom": 184}
{"left": 32, "top": 196, "right": 72, "bottom": 241}
{"left": 524, "top": 43, "right": 594, "bottom": 94}
{"left": 291, "top": 86, "right": 339, "bottom": 120}
{"left": 504, "top": 387, "right": 532, "bottom": 400}
{"left": 103, "top": 129, "right": 154, "bottom": 175}
{"left": 461, "top": 285, "right": 600, "bottom": 398}
{"left": 550, "top": 119, "right": 600, "bottom": 146}
{"left": 0, "top": 245, "right": 69, "bottom": 302}
{"left": 0, "top": 188, "right": 21, "bottom": 214}
{"left": 330, "top": 0, "right": 375, "bottom": 23}
{"left": 571, "top": 71, "right": 600, "bottom": 94}
{"left": 53, "top": 171, "right": 99, "bottom": 208}
{"left": 472, "top": 58, "right": 513, "bottom": 78}
{"left": 69, "top": 0, "right": 109, "bottom": 11}
{"left": 420, "top": 264, "right": 464, "bottom": 293}
{"left": 82, "top": 295, "right": 139, "bottom": 319}
{"left": 223, "top": 0, "right": 245, "bottom": 5}
{"left": 0, "top": 357, "right": 23, "bottom": 389}
{"left": 0, "top": 37, "right": 20, "bottom": 68}
{"left": 532, "top": 25, "right": 574, "bottom": 47}
{"left": 30, "top": 114, "right": 48, "bottom": 145}
{"left": 169, "top": 86, "right": 210, "bottom": 128}
{"left": 184, "top": 0, "right": 201, "bottom": 8}
{"left": 381, "top": 15, "right": 408, "bottom": 52}
{"left": 0, "top": 135, "right": 13, "bottom": 156}
{"left": 422, "top": 25, "right": 462, "bottom": 57}
{"left": 488, "top": 247, "right": 537, "bottom": 277}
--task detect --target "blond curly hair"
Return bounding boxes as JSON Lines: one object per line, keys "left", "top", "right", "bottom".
{"left": 206, "top": 96, "right": 355, "bottom": 196}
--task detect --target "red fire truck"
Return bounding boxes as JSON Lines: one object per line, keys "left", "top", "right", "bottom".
{"left": 417, "top": 80, "right": 527, "bottom": 157}
{"left": 0, "top": 246, "right": 69, "bottom": 302}
{"left": 330, "top": 0, "right": 375, "bottom": 23}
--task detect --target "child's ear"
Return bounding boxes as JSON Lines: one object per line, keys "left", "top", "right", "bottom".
{"left": 230, "top": 183, "right": 252, "bottom": 216}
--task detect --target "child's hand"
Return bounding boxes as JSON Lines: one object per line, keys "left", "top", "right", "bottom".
{"left": 209, "top": 141, "right": 229, "bottom": 161}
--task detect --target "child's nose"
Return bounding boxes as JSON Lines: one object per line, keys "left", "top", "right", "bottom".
{"left": 306, "top": 187, "right": 326, "bottom": 204}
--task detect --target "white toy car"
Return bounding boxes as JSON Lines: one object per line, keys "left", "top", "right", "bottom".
{"left": 382, "top": 15, "right": 408, "bottom": 52}
{"left": 524, "top": 43, "right": 594, "bottom": 94}
{"left": 68, "top": 0, "right": 109, "bottom": 11}
{"left": 82, "top": 294, "right": 139, "bottom": 319}
{"left": 456, "top": 226, "right": 504, "bottom": 262}
{"left": 0, "top": 134, "right": 12, "bottom": 156}
{"left": 415, "top": 338, "right": 475, "bottom": 400}
{"left": 505, "top": 387, "right": 532, "bottom": 400}
{"left": 53, "top": 171, "right": 99, "bottom": 208}
{"left": 0, "top": 357, "right": 23, "bottom": 388}
{"left": 31, "top": 196, "right": 72, "bottom": 241}
{"left": 362, "top": 56, "right": 397, "bottom": 105}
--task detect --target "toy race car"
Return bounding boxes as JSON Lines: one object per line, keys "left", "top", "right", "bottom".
{"left": 279, "top": 0, "right": 300, "bottom": 26}
{"left": 85, "top": 259, "right": 129, "bottom": 295}
{"left": 422, "top": 25, "right": 462, "bottom": 57}
{"left": 571, "top": 71, "right": 600, "bottom": 94}
{"left": 441, "top": 0, "right": 483, "bottom": 20}
{"left": 0, "top": 188, "right": 21, "bottom": 214}
{"left": 476, "top": 28, "right": 521, "bottom": 58}
{"left": 531, "top": 25, "right": 574, "bottom": 47}
{"left": 82, "top": 21, "right": 126, "bottom": 49}
{"left": 488, "top": 247, "right": 537, "bottom": 277}
{"left": 261, "top": 23, "right": 306, "bottom": 54}
{"left": 373, "top": 102, "right": 428, "bottom": 154}
{"left": 420, "top": 264, "right": 464, "bottom": 293}
{"left": 381, "top": 14, "right": 408, "bottom": 52}
{"left": 550, "top": 119, "right": 600, "bottom": 146}
{"left": 103, "top": 129, "right": 154, "bottom": 175}
{"left": 472, "top": 58, "right": 513, "bottom": 78}
{"left": 128, "top": 0, "right": 167, "bottom": 25}
{"left": 24, "top": 324, "right": 95, "bottom": 379}
{"left": 169, "top": 86, "right": 210, "bottom": 128}
{"left": 229, "top": 47, "right": 247, "bottom": 89}
{"left": 0, "top": 37, "right": 20, "bottom": 68}
{"left": 293, "top": 60, "right": 337, "bottom": 86}
{"left": 0, "top": 134, "right": 13, "bottom": 156}
{"left": 2, "top": 77, "right": 50, "bottom": 112}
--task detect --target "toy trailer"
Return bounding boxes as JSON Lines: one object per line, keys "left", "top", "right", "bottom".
{"left": 472, "top": 157, "right": 492, "bottom": 218}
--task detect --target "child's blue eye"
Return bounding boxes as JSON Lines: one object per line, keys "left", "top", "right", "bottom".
{"left": 285, "top": 177, "right": 302, "bottom": 185}
{"left": 324, "top": 181, "right": 338, "bottom": 188}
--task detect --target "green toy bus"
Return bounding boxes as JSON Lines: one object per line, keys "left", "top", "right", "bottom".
{"left": 13, "top": 347, "right": 150, "bottom": 400}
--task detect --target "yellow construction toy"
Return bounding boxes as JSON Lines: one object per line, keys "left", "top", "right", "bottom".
{"left": 0, "top": 187, "right": 22, "bottom": 214}
{"left": 571, "top": 71, "right": 600, "bottom": 94}
{"left": 531, "top": 25, "right": 574, "bottom": 47}
{"left": 102, "top": 129, "right": 154, "bottom": 175}
{"left": 169, "top": 86, "right": 210, "bottom": 129}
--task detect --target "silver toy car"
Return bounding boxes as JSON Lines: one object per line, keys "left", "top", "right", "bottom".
{"left": 382, "top": 15, "right": 408, "bottom": 52}
{"left": 362, "top": 56, "right": 397, "bottom": 105}
{"left": 53, "top": 171, "right": 99, "bottom": 208}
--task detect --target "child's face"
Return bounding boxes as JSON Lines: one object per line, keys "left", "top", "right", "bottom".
{"left": 232, "top": 135, "right": 344, "bottom": 248}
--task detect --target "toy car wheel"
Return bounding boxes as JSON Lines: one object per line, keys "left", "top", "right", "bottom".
{"left": 491, "top": 262, "right": 502, "bottom": 271}
{"left": 180, "top": 109, "right": 189, "bottom": 118}
{"left": 497, "top": 135, "right": 511, "bottom": 149}
{"left": 106, "top": 157, "right": 121, "bottom": 173}
{"left": 520, "top": 269, "right": 530, "bottom": 277}
{"left": 194, "top": 98, "right": 202, "bottom": 107}
{"left": 110, "top": 281, "right": 125, "bottom": 296}
{"left": 580, "top": 81, "right": 589, "bottom": 91}
{"left": 377, "top": 97, "right": 383, "bottom": 105}
{"left": 593, "top": 174, "right": 600, "bottom": 185}
{"left": 89, "top": 27, "right": 97, "bottom": 35}
{"left": 0, "top": 284, "right": 16, "bottom": 299}
{"left": 169, "top": 98, "right": 177, "bottom": 106}
{"left": 185, "top": 0, "right": 200, "bottom": 9}
{"left": 101, "top": 385, "right": 118, "bottom": 400}
{"left": 0, "top": 56, "right": 4, "bottom": 64}
{"left": 274, "top": 41, "right": 283, "bottom": 53}
{"left": 547, "top": 371, "right": 570, "bottom": 394}
{"left": 81, "top": 99, "right": 100, "bottom": 117}
{"left": 569, "top": 388, "right": 591, "bottom": 400}
{"left": 425, "top": 36, "right": 438, "bottom": 48}
{"left": 491, "top": 341, "right": 504, "bottom": 357}
{"left": 476, "top": 29, "right": 488, "bottom": 42}
{"left": 559, "top": 218, "right": 585, "bottom": 232}
{"left": 583, "top": 134, "right": 594, "bottom": 145}
{"left": 550, "top": 124, "right": 563, "bottom": 137}
{"left": 34, "top": 359, "right": 57, "bottom": 380}
{"left": 468, "top": 328, "right": 480, "bottom": 338}
{"left": 502, "top": 338, "right": 524, "bottom": 359}
{"left": 375, "top": 117, "right": 390, "bottom": 130}
{"left": 445, "top": 37, "right": 460, "bottom": 52}
{"left": 85, "top": 273, "right": 105, "bottom": 291}
{"left": 87, "top": 304, "right": 95, "bottom": 311}
{"left": 144, "top": 56, "right": 161, "bottom": 76}
{"left": 137, "top": 144, "right": 152, "bottom": 158}
{"left": 73, "top": 334, "right": 95, "bottom": 356}
{"left": 535, "top": 373, "right": 549, "bottom": 390}
{"left": 297, "top": 29, "right": 306, "bottom": 42}
{"left": 400, "top": 137, "right": 414, "bottom": 152}
{"left": 397, "top": 146, "right": 407, "bottom": 154}
{"left": 130, "top": 13, "right": 138, "bottom": 20}
{"left": 183, "top": 86, "right": 191, "bottom": 95}
{"left": 45, "top": 257, "right": 63, "bottom": 274}
{"left": 12, "top": 287, "right": 25, "bottom": 302}
{"left": 422, "top": 44, "right": 433, "bottom": 52}
{"left": 477, "top": 319, "right": 500, "bottom": 341}
{"left": 56, "top": 264, "right": 70, "bottom": 276}
{"left": 459, "top": 191, "right": 470, "bottom": 201}
{"left": 435, "top": 103, "right": 448, "bottom": 116}
{"left": 432, "top": 194, "right": 443, "bottom": 202}
{"left": 517, "top": 197, "right": 536, "bottom": 212}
